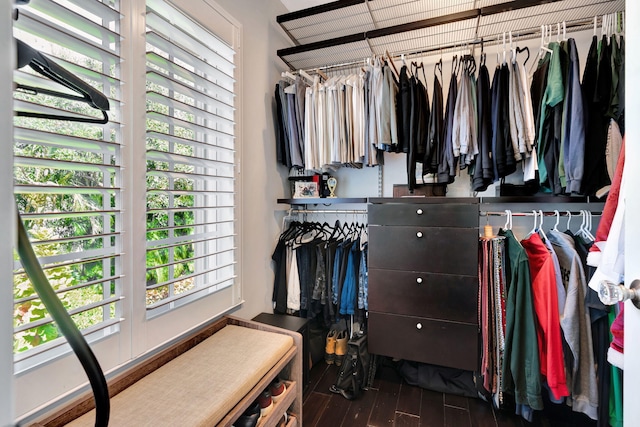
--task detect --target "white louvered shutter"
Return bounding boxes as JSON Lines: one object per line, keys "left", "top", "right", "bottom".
{"left": 144, "top": 0, "right": 236, "bottom": 314}
{"left": 12, "top": 0, "right": 123, "bottom": 361}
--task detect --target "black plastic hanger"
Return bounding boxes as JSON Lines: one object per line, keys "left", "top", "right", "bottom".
{"left": 516, "top": 46, "right": 530, "bottom": 66}
{"left": 434, "top": 57, "right": 443, "bottom": 81}
{"left": 14, "top": 38, "right": 110, "bottom": 123}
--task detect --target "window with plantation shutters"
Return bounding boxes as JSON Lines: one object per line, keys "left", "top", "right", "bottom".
{"left": 145, "top": 0, "right": 236, "bottom": 313}
{"left": 12, "top": 0, "right": 122, "bottom": 359}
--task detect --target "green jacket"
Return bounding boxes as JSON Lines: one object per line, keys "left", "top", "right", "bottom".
{"left": 499, "top": 229, "right": 543, "bottom": 410}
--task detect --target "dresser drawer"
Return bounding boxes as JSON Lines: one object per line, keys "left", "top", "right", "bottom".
{"left": 368, "top": 203, "right": 478, "bottom": 227}
{"left": 368, "top": 269, "right": 478, "bottom": 324}
{"left": 368, "top": 312, "right": 478, "bottom": 371}
{"left": 368, "top": 226, "right": 478, "bottom": 275}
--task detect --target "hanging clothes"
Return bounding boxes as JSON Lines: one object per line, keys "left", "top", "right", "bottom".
{"left": 520, "top": 232, "right": 569, "bottom": 401}
{"left": 499, "top": 228, "right": 543, "bottom": 412}
{"left": 397, "top": 64, "right": 411, "bottom": 155}
{"left": 452, "top": 63, "right": 478, "bottom": 168}
{"left": 548, "top": 230, "right": 598, "bottom": 420}
{"left": 560, "top": 38, "right": 586, "bottom": 194}
{"left": 535, "top": 41, "right": 565, "bottom": 194}
{"left": 271, "top": 220, "right": 368, "bottom": 326}
{"left": 423, "top": 65, "right": 443, "bottom": 176}
{"left": 581, "top": 35, "right": 611, "bottom": 195}
{"left": 472, "top": 60, "right": 493, "bottom": 191}
{"left": 405, "top": 63, "right": 430, "bottom": 191}
{"left": 438, "top": 69, "right": 458, "bottom": 184}
{"left": 490, "top": 63, "right": 515, "bottom": 179}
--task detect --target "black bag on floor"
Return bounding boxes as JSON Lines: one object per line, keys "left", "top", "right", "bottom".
{"left": 329, "top": 333, "right": 373, "bottom": 400}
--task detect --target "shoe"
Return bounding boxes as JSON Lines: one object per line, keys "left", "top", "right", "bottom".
{"left": 258, "top": 389, "right": 273, "bottom": 417}
{"left": 325, "top": 330, "right": 337, "bottom": 364}
{"left": 233, "top": 401, "right": 260, "bottom": 427}
{"left": 269, "top": 378, "right": 286, "bottom": 403}
{"left": 334, "top": 330, "right": 348, "bottom": 367}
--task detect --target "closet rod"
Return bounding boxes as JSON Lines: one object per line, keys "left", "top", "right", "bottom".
{"left": 290, "top": 209, "right": 367, "bottom": 214}
{"left": 300, "top": 15, "right": 604, "bottom": 74}
{"left": 481, "top": 211, "right": 602, "bottom": 217}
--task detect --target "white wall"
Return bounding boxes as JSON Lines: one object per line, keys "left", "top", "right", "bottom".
{"left": 211, "top": 0, "right": 294, "bottom": 320}
{"left": 0, "top": 0, "right": 15, "bottom": 425}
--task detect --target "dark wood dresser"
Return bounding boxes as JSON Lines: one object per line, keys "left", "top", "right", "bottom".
{"left": 367, "top": 198, "right": 479, "bottom": 371}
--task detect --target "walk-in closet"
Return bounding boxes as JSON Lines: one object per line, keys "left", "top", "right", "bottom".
{"left": 272, "top": 0, "right": 634, "bottom": 426}
{"left": 3, "top": 0, "right": 640, "bottom": 427}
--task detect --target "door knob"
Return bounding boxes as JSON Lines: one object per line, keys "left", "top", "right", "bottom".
{"left": 416, "top": 208, "right": 423, "bottom": 215}
{"left": 416, "top": 277, "right": 423, "bottom": 284}
{"left": 599, "top": 279, "right": 640, "bottom": 310}
{"left": 416, "top": 231, "right": 423, "bottom": 238}
{"left": 416, "top": 323, "right": 422, "bottom": 330}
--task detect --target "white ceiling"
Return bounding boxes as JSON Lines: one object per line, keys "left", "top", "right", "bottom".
{"left": 280, "top": 0, "right": 333, "bottom": 12}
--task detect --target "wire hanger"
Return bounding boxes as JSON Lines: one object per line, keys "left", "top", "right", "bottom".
{"left": 14, "top": 38, "right": 110, "bottom": 124}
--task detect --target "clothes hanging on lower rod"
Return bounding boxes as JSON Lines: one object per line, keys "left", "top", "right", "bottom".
{"left": 478, "top": 210, "right": 619, "bottom": 424}
{"left": 271, "top": 220, "right": 368, "bottom": 328}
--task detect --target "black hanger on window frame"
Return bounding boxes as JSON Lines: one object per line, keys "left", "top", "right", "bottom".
{"left": 14, "top": 38, "right": 110, "bottom": 124}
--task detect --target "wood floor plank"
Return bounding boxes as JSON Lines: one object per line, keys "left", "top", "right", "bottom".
{"left": 367, "top": 370, "right": 401, "bottom": 427}
{"left": 341, "top": 388, "right": 378, "bottom": 427}
{"left": 420, "top": 389, "right": 445, "bottom": 427}
{"left": 444, "top": 393, "right": 469, "bottom": 410}
{"left": 304, "top": 362, "right": 329, "bottom": 401}
{"left": 314, "top": 393, "right": 352, "bottom": 427}
{"left": 444, "top": 405, "right": 471, "bottom": 427}
{"left": 302, "top": 391, "right": 331, "bottom": 427}
{"left": 313, "top": 363, "right": 339, "bottom": 396}
{"left": 467, "top": 397, "right": 496, "bottom": 427}
{"left": 396, "top": 382, "right": 422, "bottom": 416}
{"left": 493, "top": 408, "right": 523, "bottom": 427}
{"left": 395, "top": 411, "right": 421, "bottom": 427}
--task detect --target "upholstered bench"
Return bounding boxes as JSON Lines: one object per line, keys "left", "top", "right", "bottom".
{"left": 32, "top": 316, "right": 303, "bottom": 427}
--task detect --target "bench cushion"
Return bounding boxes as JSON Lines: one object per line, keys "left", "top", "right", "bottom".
{"left": 67, "top": 325, "right": 294, "bottom": 427}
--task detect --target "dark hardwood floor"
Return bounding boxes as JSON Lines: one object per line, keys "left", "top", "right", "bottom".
{"left": 302, "top": 358, "right": 597, "bottom": 427}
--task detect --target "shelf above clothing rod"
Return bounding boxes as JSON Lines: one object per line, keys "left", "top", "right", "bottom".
{"left": 289, "top": 209, "right": 368, "bottom": 214}
{"left": 277, "top": 0, "right": 624, "bottom": 71}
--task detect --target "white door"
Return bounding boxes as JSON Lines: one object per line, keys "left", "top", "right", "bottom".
{"left": 625, "top": 1, "right": 639, "bottom": 425}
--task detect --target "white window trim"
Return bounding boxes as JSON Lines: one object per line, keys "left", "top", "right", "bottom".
{"left": 1, "top": 0, "right": 16, "bottom": 423}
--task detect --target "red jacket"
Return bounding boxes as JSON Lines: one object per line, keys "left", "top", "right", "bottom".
{"left": 521, "top": 233, "right": 569, "bottom": 400}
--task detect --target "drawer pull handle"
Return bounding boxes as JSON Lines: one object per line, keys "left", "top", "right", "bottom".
{"left": 416, "top": 277, "right": 423, "bottom": 284}
{"left": 416, "top": 209, "right": 423, "bottom": 215}
{"left": 416, "top": 323, "right": 423, "bottom": 330}
{"left": 416, "top": 231, "right": 423, "bottom": 238}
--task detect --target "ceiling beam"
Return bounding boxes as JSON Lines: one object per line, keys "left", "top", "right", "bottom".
{"left": 277, "top": 0, "right": 370, "bottom": 24}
